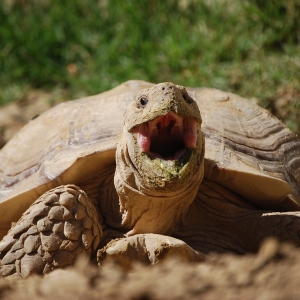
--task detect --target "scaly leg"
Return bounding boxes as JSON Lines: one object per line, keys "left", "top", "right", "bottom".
{"left": 175, "top": 180, "right": 300, "bottom": 254}
{"left": 0, "top": 185, "right": 102, "bottom": 279}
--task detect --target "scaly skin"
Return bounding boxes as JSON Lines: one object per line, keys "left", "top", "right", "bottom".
{"left": 0, "top": 185, "right": 102, "bottom": 278}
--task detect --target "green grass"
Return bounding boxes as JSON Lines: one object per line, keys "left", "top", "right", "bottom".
{"left": 1, "top": 0, "right": 300, "bottom": 133}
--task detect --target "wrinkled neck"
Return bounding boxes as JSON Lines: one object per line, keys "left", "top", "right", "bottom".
{"left": 114, "top": 136, "right": 204, "bottom": 236}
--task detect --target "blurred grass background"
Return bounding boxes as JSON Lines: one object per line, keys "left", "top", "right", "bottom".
{"left": 0, "top": 0, "right": 300, "bottom": 134}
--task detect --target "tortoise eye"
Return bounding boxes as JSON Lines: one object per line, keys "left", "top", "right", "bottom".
{"left": 139, "top": 97, "right": 148, "bottom": 108}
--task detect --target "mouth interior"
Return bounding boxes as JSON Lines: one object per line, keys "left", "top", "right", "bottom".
{"left": 151, "top": 120, "right": 184, "bottom": 158}
{"left": 135, "top": 112, "right": 197, "bottom": 160}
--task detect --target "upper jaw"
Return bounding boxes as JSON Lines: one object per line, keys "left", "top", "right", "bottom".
{"left": 133, "top": 111, "right": 198, "bottom": 160}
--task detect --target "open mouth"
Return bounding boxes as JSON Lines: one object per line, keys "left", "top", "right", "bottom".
{"left": 134, "top": 112, "right": 197, "bottom": 160}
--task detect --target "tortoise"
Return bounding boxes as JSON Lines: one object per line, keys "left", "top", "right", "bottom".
{"left": 1, "top": 80, "right": 300, "bottom": 278}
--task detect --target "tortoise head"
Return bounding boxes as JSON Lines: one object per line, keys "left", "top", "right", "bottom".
{"left": 114, "top": 82, "right": 205, "bottom": 234}
{"left": 118, "top": 82, "right": 205, "bottom": 194}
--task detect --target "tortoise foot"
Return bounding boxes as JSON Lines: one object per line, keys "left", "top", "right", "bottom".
{"left": 0, "top": 185, "right": 102, "bottom": 279}
{"left": 259, "top": 212, "right": 300, "bottom": 247}
{"left": 97, "top": 233, "right": 205, "bottom": 270}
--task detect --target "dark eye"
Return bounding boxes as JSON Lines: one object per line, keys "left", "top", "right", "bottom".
{"left": 139, "top": 97, "right": 148, "bottom": 108}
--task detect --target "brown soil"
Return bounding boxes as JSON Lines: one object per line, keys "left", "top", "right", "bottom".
{"left": 0, "top": 239, "right": 299, "bottom": 299}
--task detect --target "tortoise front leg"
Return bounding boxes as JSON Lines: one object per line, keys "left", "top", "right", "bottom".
{"left": 97, "top": 234, "right": 205, "bottom": 270}
{"left": 245, "top": 211, "right": 300, "bottom": 251}
{"left": 204, "top": 210, "right": 300, "bottom": 252}
{"left": 0, "top": 185, "right": 102, "bottom": 279}
{"left": 174, "top": 181, "right": 300, "bottom": 254}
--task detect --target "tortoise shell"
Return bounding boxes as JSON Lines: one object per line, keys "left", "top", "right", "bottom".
{"left": 0, "top": 80, "right": 300, "bottom": 238}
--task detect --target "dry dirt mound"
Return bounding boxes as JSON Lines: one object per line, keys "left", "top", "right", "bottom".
{"left": 0, "top": 239, "right": 299, "bottom": 300}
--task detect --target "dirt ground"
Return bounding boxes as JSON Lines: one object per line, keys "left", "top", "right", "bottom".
{"left": 0, "top": 239, "right": 300, "bottom": 299}
{"left": 1, "top": 92, "right": 300, "bottom": 299}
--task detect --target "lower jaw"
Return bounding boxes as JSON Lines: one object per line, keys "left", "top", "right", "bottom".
{"left": 135, "top": 149, "right": 195, "bottom": 191}
{"left": 144, "top": 148, "right": 192, "bottom": 171}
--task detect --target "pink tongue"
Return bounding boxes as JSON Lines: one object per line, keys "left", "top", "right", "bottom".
{"left": 137, "top": 116, "right": 197, "bottom": 153}
{"left": 183, "top": 117, "right": 197, "bottom": 148}
{"left": 137, "top": 123, "right": 151, "bottom": 152}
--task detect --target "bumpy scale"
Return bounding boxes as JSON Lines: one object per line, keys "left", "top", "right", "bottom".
{"left": 0, "top": 185, "right": 102, "bottom": 278}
